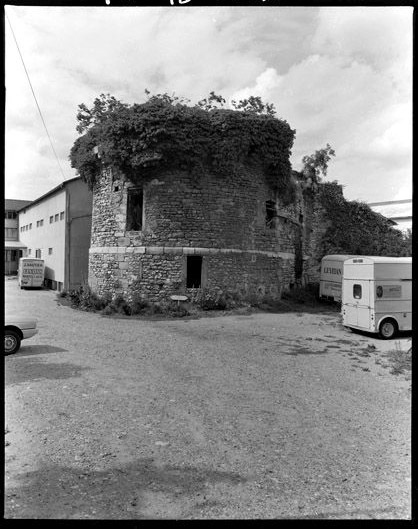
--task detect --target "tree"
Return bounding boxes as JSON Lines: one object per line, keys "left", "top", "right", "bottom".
{"left": 76, "top": 93, "right": 129, "bottom": 134}
{"left": 196, "top": 91, "right": 226, "bottom": 111}
{"left": 301, "top": 143, "right": 336, "bottom": 183}
{"left": 144, "top": 88, "right": 190, "bottom": 106}
{"left": 231, "top": 95, "right": 276, "bottom": 116}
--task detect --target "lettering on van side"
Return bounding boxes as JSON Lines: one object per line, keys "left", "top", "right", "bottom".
{"left": 376, "top": 285, "right": 402, "bottom": 298}
{"left": 323, "top": 267, "right": 342, "bottom": 275}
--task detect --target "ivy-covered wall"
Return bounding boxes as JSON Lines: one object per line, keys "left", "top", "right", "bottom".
{"left": 72, "top": 94, "right": 410, "bottom": 302}
{"left": 300, "top": 181, "right": 412, "bottom": 284}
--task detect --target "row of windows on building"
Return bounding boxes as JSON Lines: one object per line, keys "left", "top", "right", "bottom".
{"left": 20, "top": 211, "right": 65, "bottom": 232}
{"left": 5, "top": 210, "right": 18, "bottom": 219}
{"left": 26, "top": 248, "right": 54, "bottom": 258}
{"left": 5, "top": 228, "right": 18, "bottom": 239}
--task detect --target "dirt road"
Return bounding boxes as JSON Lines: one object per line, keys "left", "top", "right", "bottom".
{"left": 5, "top": 278, "right": 411, "bottom": 519}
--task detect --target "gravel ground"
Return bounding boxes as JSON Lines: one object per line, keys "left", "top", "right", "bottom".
{"left": 5, "top": 277, "right": 411, "bottom": 519}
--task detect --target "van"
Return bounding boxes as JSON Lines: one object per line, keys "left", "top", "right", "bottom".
{"left": 319, "top": 255, "right": 356, "bottom": 302}
{"left": 342, "top": 256, "right": 412, "bottom": 339}
{"left": 18, "top": 257, "right": 45, "bottom": 289}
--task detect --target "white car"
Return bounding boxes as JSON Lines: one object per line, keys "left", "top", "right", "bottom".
{"left": 4, "top": 316, "right": 38, "bottom": 355}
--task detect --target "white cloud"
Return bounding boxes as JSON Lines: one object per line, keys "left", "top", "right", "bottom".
{"left": 4, "top": 5, "right": 413, "bottom": 205}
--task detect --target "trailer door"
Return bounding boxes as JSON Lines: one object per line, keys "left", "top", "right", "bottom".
{"left": 342, "top": 279, "right": 359, "bottom": 326}
{"left": 343, "top": 279, "right": 371, "bottom": 330}
{"left": 356, "top": 281, "right": 371, "bottom": 330}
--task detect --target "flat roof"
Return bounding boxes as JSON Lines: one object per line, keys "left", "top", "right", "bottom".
{"left": 5, "top": 240, "right": 27, "bottom": 249}
{"left": 345, "top": 256, "right": 412, "bottom": 264}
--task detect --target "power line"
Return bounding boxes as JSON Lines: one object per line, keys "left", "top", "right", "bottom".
{"left": 6, "top": 10, "right": 66, "bottom": 183}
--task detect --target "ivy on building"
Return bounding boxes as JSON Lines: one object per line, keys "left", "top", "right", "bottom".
{"left": 317, "top": 182, "right": 411, "bottom": 257}
{"left": 69, "top": 91, "right": 297, "bottom": 203}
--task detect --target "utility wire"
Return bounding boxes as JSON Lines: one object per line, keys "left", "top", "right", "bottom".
{"left": 6, "top": 10, "right": 66, "bottom": 183}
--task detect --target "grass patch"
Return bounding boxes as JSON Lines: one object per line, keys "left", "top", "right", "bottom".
{"left": 385, "top": 344, "right": 412, "bottom": 376}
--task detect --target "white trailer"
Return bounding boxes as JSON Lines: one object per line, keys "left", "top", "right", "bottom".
{"left": 342, "top": 256, "right": 412, "bottom": 339}
{"left": 18, "top": 257, "right": 45, "bottom": 289}
{"left": 319, "top": 255, "right": 356, "bottom": 302}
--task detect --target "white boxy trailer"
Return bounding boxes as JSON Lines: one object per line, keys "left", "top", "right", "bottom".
{"left": 18, "top": 257, "right": 45, "bottom": 288}
{"left": 342, "top": 256, "right": 412, "bottom": 339}
{"left": 319, "top": 255, "right": 356, "bottom": 302}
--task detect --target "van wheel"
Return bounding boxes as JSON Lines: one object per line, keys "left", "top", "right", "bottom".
{"left": 379, "top": 319, "right": 398, "bottom": 340}
{"left": 5, "top": 331, "right": 21, "bottom": 355}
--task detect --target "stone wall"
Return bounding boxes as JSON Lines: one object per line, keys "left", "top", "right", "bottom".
{"left": 88, "top": 166, "right": 303, "bottom": 302}
{"left": 299, "top": 184, "right": 345, "bottom": 284}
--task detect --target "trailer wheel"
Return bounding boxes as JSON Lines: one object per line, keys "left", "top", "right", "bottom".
{"left": 379, "top": 319, "right": 398, "bottom": 340}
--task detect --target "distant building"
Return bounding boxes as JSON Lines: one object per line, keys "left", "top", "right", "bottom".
{"left": 368, "top": 200, "right": 412, "bottom": 233}
{"left": 4, "top": 199, "right": 32, "bottom": 275}
{"left": 18, "top": 177, "right": 93, "bottom": 291}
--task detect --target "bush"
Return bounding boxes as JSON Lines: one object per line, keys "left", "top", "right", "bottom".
{"left": 109, "top": 294, "right": 131, "bottom": 315}
{"left": 128, "top": 294, "right": 150, "bottom": 315}
{"left": 101, "top": 305, "right": 114, "bottom": 316}
{"left": 281, "top": 283, "right": 319, "bottom": 305}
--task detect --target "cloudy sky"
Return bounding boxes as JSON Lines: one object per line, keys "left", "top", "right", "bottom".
{"left": 5, "top": 5, "right": 413, "bottom": 204}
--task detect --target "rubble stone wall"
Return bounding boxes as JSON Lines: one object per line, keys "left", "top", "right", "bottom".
{"left": 88, "top": 166, "right": 304, "bottom": 302}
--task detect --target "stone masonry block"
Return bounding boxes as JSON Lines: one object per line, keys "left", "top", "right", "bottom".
{"left": 133, "top": 247, "right": 146, "bottom": 254}
{"left": 183, "top": 247, "right": 195, "bottom": 255}
{"left": 117, "top": 237, "right": 130, "bottom": 246}
{"left": 147, "top": 246, "right": 164, "bottom": 255}
{"left": 164, "top": 247, "right": 183, "bottom": 255}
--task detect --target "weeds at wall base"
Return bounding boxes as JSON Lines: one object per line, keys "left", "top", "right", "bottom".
{"left": 57, "top": 283, "right": 336, "bottom": 318}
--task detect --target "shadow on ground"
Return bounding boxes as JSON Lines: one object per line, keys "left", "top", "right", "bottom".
{"left": 7, "top": 345, "right": 68, "bottom": 358}
{"left": 348, "top": 328, "right": 412, "bottom": 341}
{"left": 5, "top": 358, "right": 89, "bottom": 385}
{"left": 5, "top": 458, "right": 246, "bottom": 519}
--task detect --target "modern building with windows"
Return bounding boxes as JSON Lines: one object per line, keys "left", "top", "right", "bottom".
{"left": 18, "top": 176, "right": 93, "bottom": 291}
{"left": 4, "top": 199, "right": 32, "bottom": 275}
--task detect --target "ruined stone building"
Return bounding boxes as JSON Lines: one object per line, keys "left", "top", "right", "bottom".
{"left": 88, "top": 165, "right": 317, "bottom": 304}
{"left": 76, "top": 96, "right": 406, "bottom": 306}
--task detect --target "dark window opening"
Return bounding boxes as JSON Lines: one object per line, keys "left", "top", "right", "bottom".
{"left": 353, "top": 284, "right": 362, "bottom": 299}
{"left": 265, "top": 200, "right": 276, "bottom": 228}
{"left": 126, "top": 189, "right": 143, "bottom": 231}
{"left": 187, "top": 256, "right": 202, "bottom": 288}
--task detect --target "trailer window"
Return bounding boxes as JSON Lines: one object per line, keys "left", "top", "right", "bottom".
{"left": 353, "top": 284, "right": 362, "bottom": 299}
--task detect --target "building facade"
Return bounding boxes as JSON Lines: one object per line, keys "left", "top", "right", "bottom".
{"left": 4, "top": 199, "right": 32, "bottom": 275}
{"left": 368, "top": 200, "right": 412, "bottom": 233}
{"left": 18, "top": 177, "right": 93, "bottom": 291}
{"left": 88, "top": 166, "right": 313, "bottom": 304}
